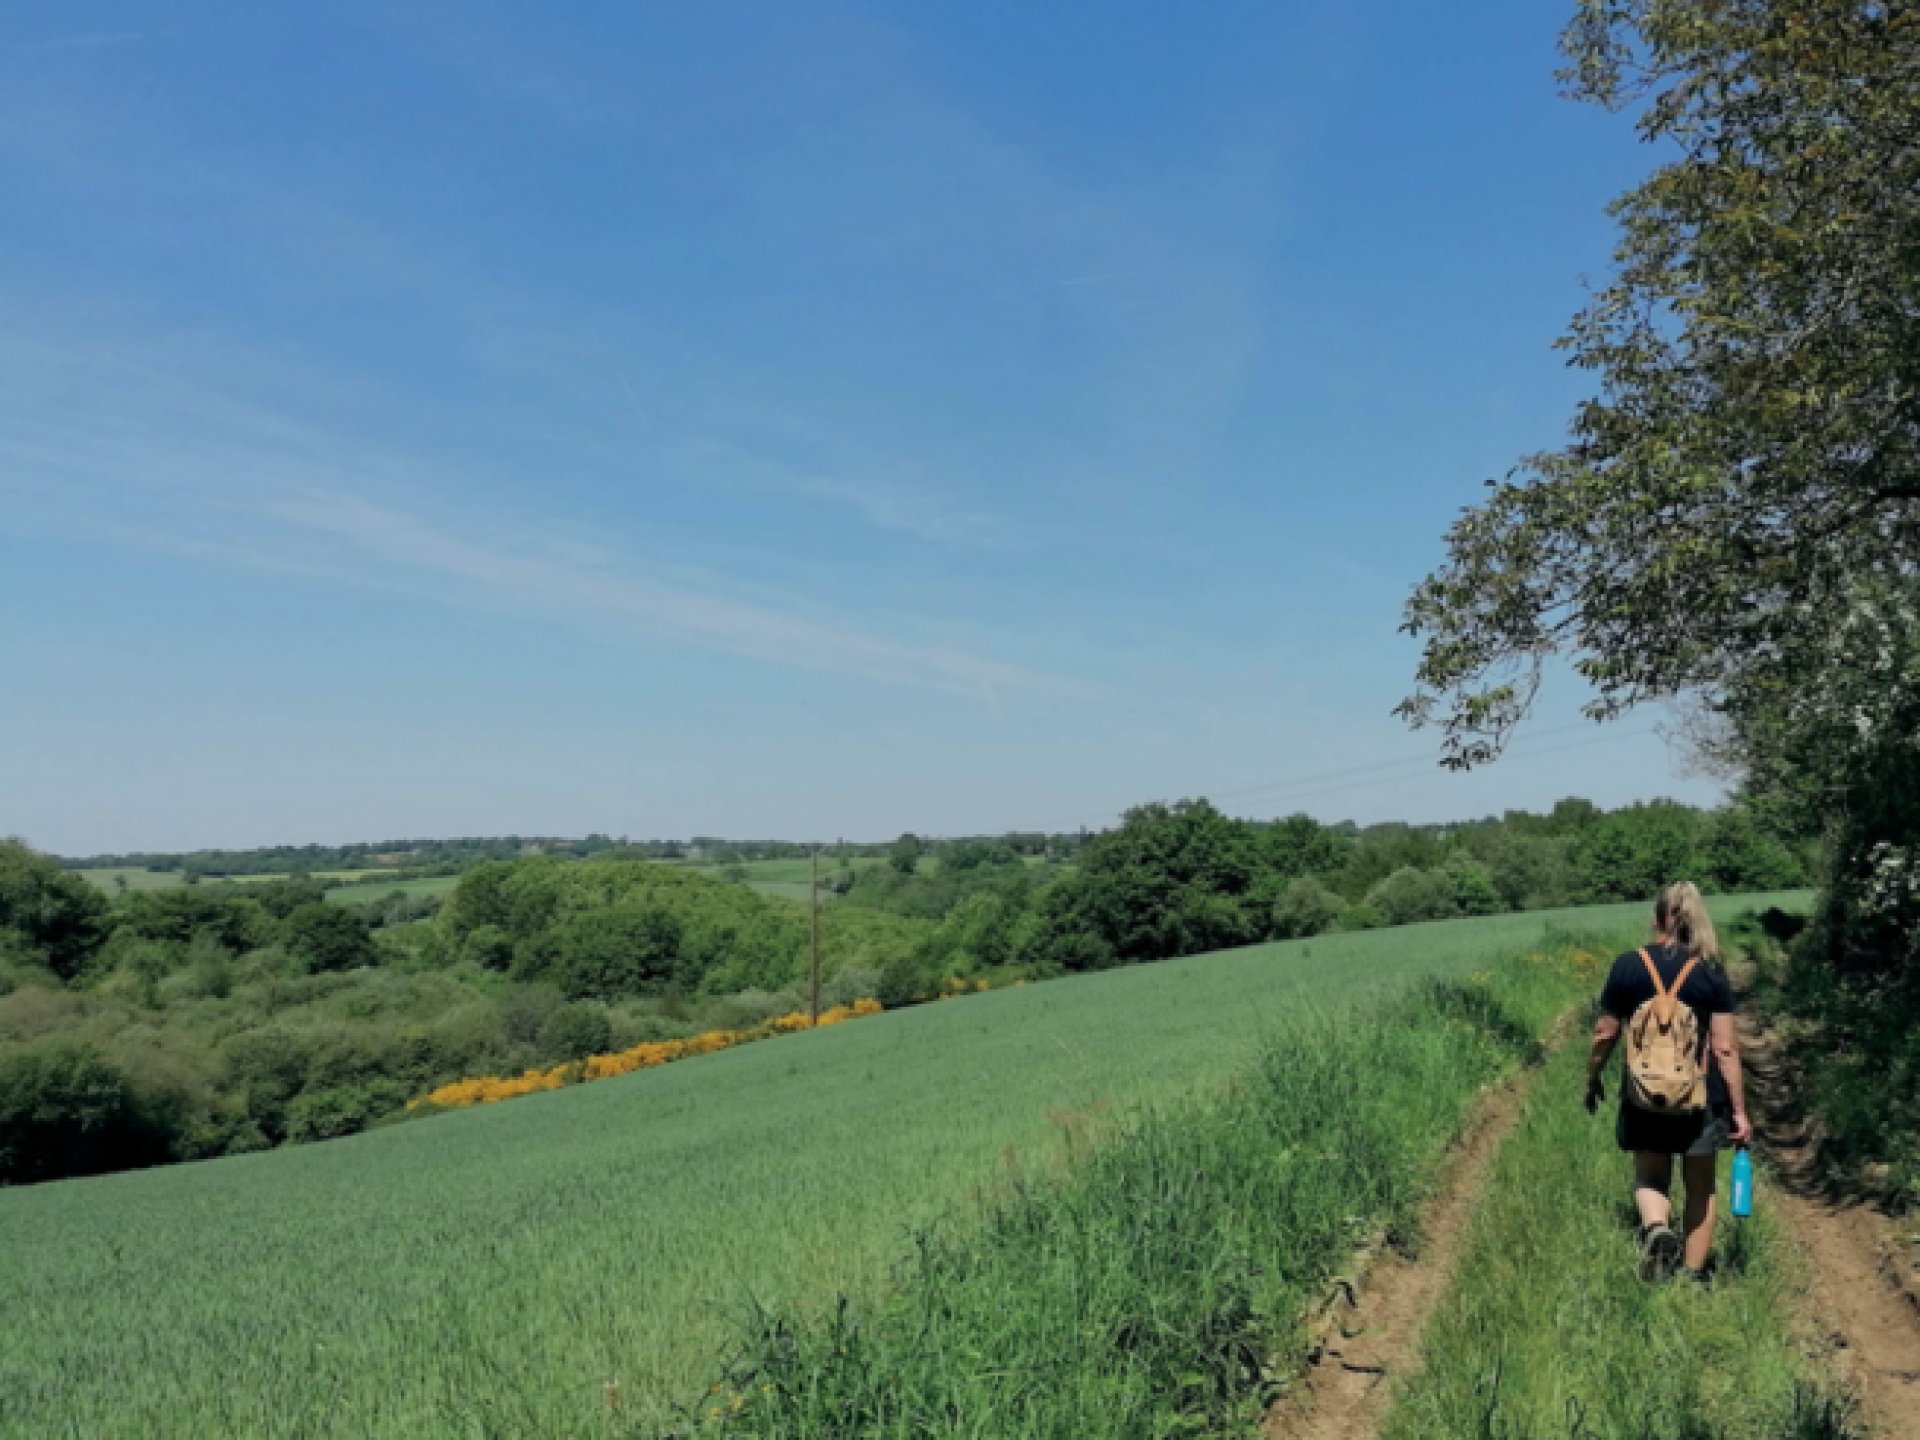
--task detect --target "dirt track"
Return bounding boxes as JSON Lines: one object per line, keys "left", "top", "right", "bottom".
{"left": 1261, "top": 1071, "right": 1534, "bottom": 1440}
{"left": 1264, "top": 992, "right": 1920, "bottom": 1440}
{"left": 1738, "top": 999, "right": 1920, "bottom": 1440}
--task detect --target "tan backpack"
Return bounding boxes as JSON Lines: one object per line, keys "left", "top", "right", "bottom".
{"left": 1623, "top": 948, "right": 1707, "bottom": 1115}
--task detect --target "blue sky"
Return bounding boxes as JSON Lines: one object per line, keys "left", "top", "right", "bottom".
{"left": 0, "top": 2, "right": 1721, "bottom": 855}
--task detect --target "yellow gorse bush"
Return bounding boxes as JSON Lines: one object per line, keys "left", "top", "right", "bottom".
{"left": 412, "top": 997, "right": 887, "bottom": 1111}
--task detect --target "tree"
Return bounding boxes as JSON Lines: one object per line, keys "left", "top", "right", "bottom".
{"left": 546, "top": 907, "right": 683, "bottom": 1000}
{"left": 1398, "top": 1, "right": 1920, "bottom": 949}
{"left": 1261, "top": 815, "right": 1353, "bottom": 882}
{"left": 462, "top": 923, "right": 515, "bottom": 971}
{"left": 1702, "top": 809, "right": 1805, "bottom": 894}
{"left": 1338, "top": 826, "right": 1446, "bottom": 902}
{"left": 439, "top": 861, "right": 518, "bottom": 941}
{"left": 1573, "top": 803, "right": 1702, "bottom": 902}
{"left": 1480, "top": 833, "right": 1573, "bottom": 911}
{"left": 888, "top": 834, "right": 925, "bottom": 876}
{"left": 252, "top": 876, "right": 330, "bottom": 920}
{"left": 941, "top": 839, "right": 1019, "bottom": 872}
{"left": 281, "top": 904, "right": 377, "bottom": 973}
{"left": 0, "top": 841, "right": 111, "bottom": 981}
{"left": 1447, "top": 859, "right": 1504, "bottom": 917}
{"left": 115, "top": 890, "right": 262, "bottom": 954}
{"left": 1034, "top": 801, "right": 1265, "bottom": 965}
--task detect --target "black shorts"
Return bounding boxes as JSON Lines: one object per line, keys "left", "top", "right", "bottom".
{"left": 1616, "top": 1097, "right": 1732, "bottom": 1158}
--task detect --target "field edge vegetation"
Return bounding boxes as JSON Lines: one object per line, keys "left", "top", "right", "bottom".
{"left": 662, "top": 939, "right": 1605, "bottom": 1440}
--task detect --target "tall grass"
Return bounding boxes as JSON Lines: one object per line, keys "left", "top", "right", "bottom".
{"left": 679, "top": 944, "right": 1599, "bottom": 1439}
{"left": 1384, "top": 1005, "right": 1855, "bottom": 1440}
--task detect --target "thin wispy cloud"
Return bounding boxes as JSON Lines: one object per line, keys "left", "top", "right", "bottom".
{"left": 2, "top": 32, "right": 152, "bottom": 54}
{"left": 658, "top": 431, "right": 1018, "bottom": 549}
{"left": 0, "top": 332, "right": 1060, "bottom": 703}
{"left": 264, "top": 489, "right": 1045, "bottom": 699}
{"left": 766, "top": 471, "right": 1009, "bottom": 547}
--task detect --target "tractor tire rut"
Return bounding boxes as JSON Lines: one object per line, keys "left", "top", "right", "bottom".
{"left": 1737, "top": 994, "right": 1920, "bottom": 1440}
{"left": 1261, "top": 1065, "right": 1537, "bottom": 1440}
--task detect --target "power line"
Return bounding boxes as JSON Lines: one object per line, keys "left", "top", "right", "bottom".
{"left": 1022, "top": 721, "right": 1665, "bottom": 837}
{"left": 1206, "top": 720, "right": 1608, "bottom": 805}
{"left": 1234, "top": 727, "right": 1659, "bottom": 812}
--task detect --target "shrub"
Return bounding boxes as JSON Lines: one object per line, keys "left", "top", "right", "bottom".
{"left": 220, "top": 1028, "right": 310, "bottom": 1140}
{"left": 606, "top": 1009, "right": 698, "bottom": 1048}
{"left": 701, "top": 988, "right": 801, "bottom": 1032}
{"left": 1365, "top": 867, "right": 1457, "bottom": 926}
{"left": 876, "top": 948, "right": 939, "bottom": 1008}
{"left": 821, "top": 967, "right": 881, "bottom": 1008}
{"left": 538, "top": 1002, "right": 613, "bottom": 1061}
{"left": 1335, "top": 903, "right": 1386, "bottom": 932}
{"left": 1270, "top": 877, "right": 1342, "bottom": 939}
{"left": 0, "top": 983, "right": 84, "bottom": 1042}
{"left": 501, "top": 986, "right": 566, "bottom": 1047}
{"left": 0, "top": 1040, "right": 164, "bottom": 1184}
{"left": 285, "top": 1080, "right": 407, "bottom": 1144}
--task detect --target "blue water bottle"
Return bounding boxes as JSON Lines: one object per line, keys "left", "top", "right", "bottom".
{"left": 1731, "top": 1146, "right": 1754, "bottom": 1218}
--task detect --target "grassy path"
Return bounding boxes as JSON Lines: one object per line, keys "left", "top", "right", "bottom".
{"left": 1380, "top": 1007, "right": 1854, "bottom": 1440}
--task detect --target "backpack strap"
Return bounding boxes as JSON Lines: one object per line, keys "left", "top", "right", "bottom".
{"left": 1637, "top": 947, "right": 1664, "bottom": 994}
{"left": 1638, "top": 947, "right": 1695, "bottom": 1029}
{"left": 1670, "top": 957, "right": 1700, "bottom": 1012}
{"left": 1629, "top": 949, "right": 1661, "bottom": 1040}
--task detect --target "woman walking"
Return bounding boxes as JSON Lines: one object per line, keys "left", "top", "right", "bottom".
{"left": 1583, "top": 881, "right": 1753, "bottom": 1281}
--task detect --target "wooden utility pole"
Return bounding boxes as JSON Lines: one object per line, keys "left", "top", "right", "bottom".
{"left": 808, "top": 843, "right": 821, "bottom": 1024}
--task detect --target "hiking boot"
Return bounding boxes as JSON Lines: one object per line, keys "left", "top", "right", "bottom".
{"left": 1639, "top": 1223, "right": 1682, "bottom": 1282}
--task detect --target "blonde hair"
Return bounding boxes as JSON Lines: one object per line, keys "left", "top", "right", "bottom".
{"left": 1655, "top": 881, "right": 1720, "bottom": 963}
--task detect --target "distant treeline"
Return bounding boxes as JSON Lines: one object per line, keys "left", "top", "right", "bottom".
{"left": 3, "top": 794, "right": 1807, "bottom": 1187}
{"left": 837, "top": 796, "right": 1809, "bottom": 1003}
{"left": 61, "top": 830, "right": 1085, "bottom": 880}
{"left": 62, "top": 834, "right": 632, "bottom": 878}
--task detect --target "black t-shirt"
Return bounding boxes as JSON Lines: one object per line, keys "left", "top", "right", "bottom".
{"left": 1598, "top": 943, "right": 1736, "bottom": 1106}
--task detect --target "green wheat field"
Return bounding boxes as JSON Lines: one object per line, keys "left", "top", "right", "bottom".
{"left": 0, "top": 894, "right": 1807, "bottom": 1439}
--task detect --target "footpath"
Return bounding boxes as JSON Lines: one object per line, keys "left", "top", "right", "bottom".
{"left": 1738, "top": 988, "right": 1920, "bottom": 1440}
{"left": 1262, "top": 971, "right": 1920, "bottom": 1440}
